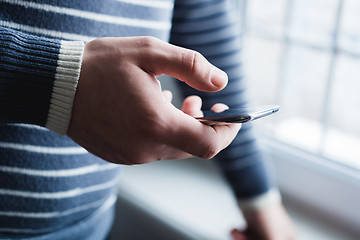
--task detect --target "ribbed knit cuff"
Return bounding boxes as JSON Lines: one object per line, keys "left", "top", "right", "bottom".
{"left": 45, "top": 41, "right": 84, "bottom": 135}
{"left": 237, "top": 188, "right": 282, "bottom": 211}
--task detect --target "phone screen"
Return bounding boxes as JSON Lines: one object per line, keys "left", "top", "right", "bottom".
{"left": 196, "top": 105, "right": 280, "bottom": 125}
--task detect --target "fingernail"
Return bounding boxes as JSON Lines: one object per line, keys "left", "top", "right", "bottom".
{"left": 211, "top": 68, "right": 228, "bottom": 89}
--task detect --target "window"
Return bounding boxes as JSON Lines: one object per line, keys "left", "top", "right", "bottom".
{"left": 241, "top": 0, "right": 360, "bottom": 169}
{"left": 238, "top": 0, "right": 360, "bottom": 234}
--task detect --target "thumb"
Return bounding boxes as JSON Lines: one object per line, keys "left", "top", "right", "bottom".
{"left": 138, "top": 37, "right": 228, "bottom": 92}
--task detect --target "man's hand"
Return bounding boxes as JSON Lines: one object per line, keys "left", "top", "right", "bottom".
{"left": 67, "top": 37, "right": 241, "bottom": 164}
{"left": 231, "top": 203, "right": 296, "bottom": 240}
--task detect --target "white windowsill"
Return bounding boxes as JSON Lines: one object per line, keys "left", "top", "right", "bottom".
{"left": 109, "top": 156, "right": 359, "bottom": 239}
{"left": 111, "top": 158, "right": 244, "bottom": 240}
{"left": 262, "top": 137, "right": 360, "bottom": 237}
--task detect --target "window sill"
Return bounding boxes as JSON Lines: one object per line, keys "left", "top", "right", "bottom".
{"left": 108, "top": 152, "right": 360, "bottom": 239}
{"left": 110, "top": 158, "right": 244, "bottom": 240}
{"left": 262, "top": 137, "right": 360, "bottom": 237}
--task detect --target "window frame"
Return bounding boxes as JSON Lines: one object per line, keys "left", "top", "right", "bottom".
{"left": 238, "top": 0, "right": 360, "bottom": 235}
{"left": 262, "top": 137, "right": 360, "bottom": 235}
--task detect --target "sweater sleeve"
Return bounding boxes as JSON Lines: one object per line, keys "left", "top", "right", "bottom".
{"left": 0, "top": 26, "right": 84, "bottom": 135}
{"left": 170, "top": 0, "right": 278, "bottom": 205}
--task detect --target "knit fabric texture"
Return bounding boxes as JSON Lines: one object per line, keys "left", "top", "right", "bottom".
{"left": 0, "top": 0, "right": 274, "bottom": 239}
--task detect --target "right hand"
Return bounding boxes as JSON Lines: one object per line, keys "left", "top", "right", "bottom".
{"left": 67, "top": 37, "right": 241, "bottom": 165}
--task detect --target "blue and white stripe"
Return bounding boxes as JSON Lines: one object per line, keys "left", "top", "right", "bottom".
{"left": 0, "top": 0, "right": 273, "bottom": 239}
{"left": 170, "top": 0, "right": 273, "bottom": 197}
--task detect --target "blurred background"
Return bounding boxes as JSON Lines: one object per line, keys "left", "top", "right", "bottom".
{"left": 110, "top": 0, "right": 360, "bottom": 239}
{"left": 242, "top": 0, "right": 360, "bottom": 169}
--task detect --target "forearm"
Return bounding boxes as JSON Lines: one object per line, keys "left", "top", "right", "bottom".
{"left": 0, "top": 26, "right": 83, "bottom": 134}
{"left": 171, "top": 0, "right": 277, "bottom": 202}
{"left": 214, "top": 125, "right": 275, "bottom": 196}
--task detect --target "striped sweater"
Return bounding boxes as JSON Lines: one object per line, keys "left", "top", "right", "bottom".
{"left": 0, "top": 0, "right": 275, "bottom": 239}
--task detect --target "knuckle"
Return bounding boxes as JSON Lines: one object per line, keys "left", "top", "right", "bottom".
{"left": 185, "top": 50, "right": 199, "bottom": 75}
{"left": 137, "top": 36, "right": 163, "bottom": 70}
{"left": 183, "top": 50, "right": 209, "bottom": 80}
{"left": 140, "top": 36, "right": 160, "bottom": 49}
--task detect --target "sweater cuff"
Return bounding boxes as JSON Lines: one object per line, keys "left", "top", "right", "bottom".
{"left": 45, "top": 40, "right": 84, "bottom": 135}
{"left": 237, "top": 188, "right": 282, "bottom": 211}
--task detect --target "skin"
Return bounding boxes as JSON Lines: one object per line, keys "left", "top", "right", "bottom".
{"left": 182, "top": 97, "right": 297, "bottom": 240}
{"left": 67, "top": 36, "right": 295, "bottom": 238}
{"left": 67, "top": 36, "right": 241, "bottom": 165}
{"left": 231, "top": 203, "right": 297, "bottom": 240}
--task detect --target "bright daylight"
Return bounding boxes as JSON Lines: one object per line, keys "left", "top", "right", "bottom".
{"left": 0, "top": 0, "right": 360, "bottom": 240}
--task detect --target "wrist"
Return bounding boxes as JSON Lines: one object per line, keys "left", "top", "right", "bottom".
{"left": 45, "top": 40, "right": 84, "bottom": 135}
{"left": 237, "top": 188, "right": 282, "bottom": 212}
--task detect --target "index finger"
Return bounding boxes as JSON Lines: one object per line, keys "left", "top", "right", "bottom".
{"left": 136, "top": 37, "right": 228, "bottom": 92}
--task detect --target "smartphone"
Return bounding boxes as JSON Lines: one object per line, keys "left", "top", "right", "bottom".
{"left": 196, "top": 105, "right": 280, "bottom": 125}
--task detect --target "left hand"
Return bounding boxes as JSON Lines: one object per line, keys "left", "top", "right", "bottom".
{"left": 231, "top": 203, "right": 296, "bottom": 240}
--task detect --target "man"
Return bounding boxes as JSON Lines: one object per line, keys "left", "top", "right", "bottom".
{"left": 0, "top": 0, "right": 295, "bottom": 239}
